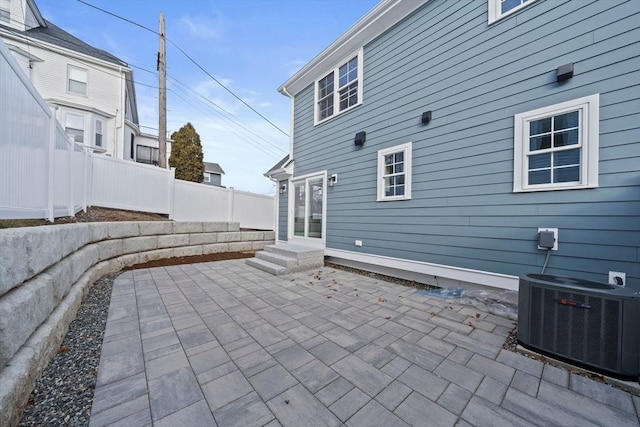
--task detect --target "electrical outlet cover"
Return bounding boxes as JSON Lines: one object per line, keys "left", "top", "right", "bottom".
{"left": 537, "top": 228, "right": 558, "bottom": 251}
{"left": 609, "top": 271, "right": 626, "bottom": 286}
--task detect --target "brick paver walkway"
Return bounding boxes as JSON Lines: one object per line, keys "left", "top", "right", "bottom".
{"left": 89, "top": 260, "right": 640, "bottom": 426}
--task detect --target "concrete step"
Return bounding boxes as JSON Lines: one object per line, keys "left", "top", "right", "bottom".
{"left": 264, "top": 244, "right": 324, "bottom": 260}
{"left": 256, "top": 251, "right": 297, "bottom": 268}
{"left": 246, "top": 258, "right": 288, "bottom": 276}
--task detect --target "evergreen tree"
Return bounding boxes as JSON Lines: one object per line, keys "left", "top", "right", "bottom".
{"left": 168, "top": 122, "right": 205, "bottom": 182}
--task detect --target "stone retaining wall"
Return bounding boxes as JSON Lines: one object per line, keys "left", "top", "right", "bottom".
{"left": 0, "top": 221, "right": 274, "bottom": 427}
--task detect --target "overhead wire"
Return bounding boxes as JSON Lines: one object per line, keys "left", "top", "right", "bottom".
{"left": 76, "top": 0, "right": 290, "bottom": 138}
{"left": 128, "top": 63, "right": 285, "bottom": 157}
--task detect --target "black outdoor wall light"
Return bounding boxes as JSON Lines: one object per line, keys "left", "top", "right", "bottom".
{"left": 354, "top": 131, "right": 366, "bottom": 147}
{"left": 421, "top": 111, "right": 432, "bottom": 125}
{"left": 556, "top": 63, "right": 574, "bottom": 82}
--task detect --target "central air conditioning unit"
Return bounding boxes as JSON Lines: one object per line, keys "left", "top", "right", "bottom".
{"left": 518, "top": 274, "right": 640, "bottom": 380}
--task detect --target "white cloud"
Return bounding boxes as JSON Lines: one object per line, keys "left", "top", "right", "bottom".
{"left": 180, "top": 12, "right": 223, "bottom": 40}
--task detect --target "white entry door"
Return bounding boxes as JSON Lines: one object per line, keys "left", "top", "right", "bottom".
{"left": 290, "top": 172, "right": 326, "bottom": 245}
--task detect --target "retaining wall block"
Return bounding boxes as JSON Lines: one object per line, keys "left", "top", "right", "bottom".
{"left": 138, "top": 248, "right": 175, "bottom": 264}
{"left": 138, "top": 221, "right": 173, "bottom": 236}
{"left": 189, "top": 233, "right": 218, "bottom": 245}
{"left": 117, "top": 253, "right": 141, "bottom": 270}
{"left": 0, "top": 274, "right": 56, "bottom": 368}
{"left": 96, "top": 240, "right": 124, "bottom": 262}
{"left": 0, "top": 228, "right": 29, "bottom": 297}
{"left": 88, "top": 223, "right": 109, "bottom": 243}
{"left": 264, "top": 231, "right": 276, "bottom": 240}
{"left": 59, "top": 224, "right": 91, "bottom": 258}
{"left": 228, "top": 222, "right": 240, "bottom": 232}
{"left": 173, "top": 222, "right": 203, "bottom": 233}
{"left": 107, "top": 222, "right": 139, "bottom": 239}
{"left": 68, "top": 246, "right": 99, "bottom": 294}
{"left": 201, "top": 243, "right": 229, "bottom": 254}
{"left": 252, "top": 240, "right": 270, "bottom": 251}
{"left": 173, "top": 246, "right": 203, "bottom": 258}
{"left": 158, "top": 234, "right": 189, "bottom": 249}
{"left": 122, "top": 236, "right": 158, "bottom": 255}
{"left": 0, "top": 345, "right": 36, "bottom": 427}
{"left": 216, "top": 232, "right": 241, "bottom": 243}
{"left": 228, "top": 241, "right": 254, "bottom": 252}
{"left": 47, "top": 258, "right": 73, "bottom": 303}
{"left": 202, "top": 223, "right": 229, "bottom": 232}
{"left": 241, "top": 231, "right": 263, "bottom": 241}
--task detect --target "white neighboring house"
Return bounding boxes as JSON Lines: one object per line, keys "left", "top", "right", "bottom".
{"left": 0, "top": 0, "right": 157, "bottom": 163}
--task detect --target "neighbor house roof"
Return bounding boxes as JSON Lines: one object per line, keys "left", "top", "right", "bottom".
{"left": 0, "top": 18, "right": 127, "bottom": 67}
{"left": 264, "top": 155, "right": 293, "bottom": 178}
{"left": 204, "top": 162, "right": 225, "bottom": 175}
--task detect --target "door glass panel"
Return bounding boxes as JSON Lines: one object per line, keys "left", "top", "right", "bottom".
{"left": 294, "top": 182, "right": 305, "bottom": 237}
{"left": 308, "top": 178, "right": 323, "bottom": 239}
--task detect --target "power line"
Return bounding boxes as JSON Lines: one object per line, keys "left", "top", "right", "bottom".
{"left": 76, "top": 0, "right": 289, "bottom": 137}
{"left": 129, "top": 63, "right": 287, "bottom": 154}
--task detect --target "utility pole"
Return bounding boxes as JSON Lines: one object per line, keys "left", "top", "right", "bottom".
{"left": 158, "top": 13, "right": 167, "bottom": 168}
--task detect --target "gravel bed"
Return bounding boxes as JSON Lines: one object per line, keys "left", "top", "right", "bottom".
{"left": 19, "top": 273, "right": 116, "bottom": 427}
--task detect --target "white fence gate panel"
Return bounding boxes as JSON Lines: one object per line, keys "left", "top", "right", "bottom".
{"left": 90, "top": 155, "right": 173, "bottom": 214}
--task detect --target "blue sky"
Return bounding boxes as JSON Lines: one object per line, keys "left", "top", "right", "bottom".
{"left": 37, "top": 0, "right": 380, "bottom": 193}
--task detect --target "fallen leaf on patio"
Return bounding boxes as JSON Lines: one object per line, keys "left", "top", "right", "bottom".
{"left": 475, "top": 313, "right": 480, "bottom": 318}
{"left": 429, "top": 311, "right": 436, "bottom": 317}
{"left": 468, "top": 322, "right": 476, "bottom": 329}
{"left": 285, "top": 400, "right": 290, "bottom": 405}
{"left": 385, "top": 317, "right": 391, "bottom": 320}
{"left": 326, "top": 296, "right": 332, "bottom": 299}
{"left": 377, "top": 297, "right": 386, "bottom": 303}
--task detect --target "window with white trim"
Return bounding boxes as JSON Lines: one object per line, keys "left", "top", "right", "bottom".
{"left": 488, "top": 0, "right": 538, "bottom": 24}
{"left": 67, "top": 65, "right": 87, "bottom": 95}
{"left": 377, "top": 142, "right": 412, "bottom": 201}
{"left": 203, "top": 173, "right": 211, "bottom": 183}
{"left": 0, "top": 0, "right": 10, "bottom": 24}
{"left": 513, "top": 94, "right": 599, "bottom": 192}
{"left": 65, "top": 113, "right": 84, "bottom": 144}
{"left": 315, "top": 50, "right": 362, "bottom": 124}
{"left": 94, "top": 119, "right": 104, "bottom": 147}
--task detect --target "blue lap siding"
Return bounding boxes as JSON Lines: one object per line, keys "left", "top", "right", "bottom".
{"left": 289, "top": 0, "right": 640, "bottom": 288}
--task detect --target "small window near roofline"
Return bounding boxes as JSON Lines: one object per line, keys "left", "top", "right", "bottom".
{"left": 488, "top": 0, "right": 539, "bottom": 24}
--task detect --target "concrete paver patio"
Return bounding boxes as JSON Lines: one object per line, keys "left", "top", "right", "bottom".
{"left": 89, "top": 260, "right": 640, "bottom": 426}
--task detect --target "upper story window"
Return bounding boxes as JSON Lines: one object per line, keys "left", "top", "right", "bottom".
{"left": 513, "top": 94, "right": 599, "bottom": 192}
{"left": 315, "top": 49, "right": 363, "bottom": 125}
{"left": 377, "top": 142, "right": 412, "bottom": 201}
{"left": 488, "top": 0, "right": 538, "bottom": 24}
{"left": 65, "top": 113, "right": 84, "bottom": 144}
{"left": 67, "top": 65, "right": 87, "bottom": 96}
{"left": 203, "top": 173, "right": 211, "bottom": 183}
{"left": 0, "top": 0, "right": 10, "bottom": 24}
{"left": 94, "top": 119, "right": 104, "bottom": 147}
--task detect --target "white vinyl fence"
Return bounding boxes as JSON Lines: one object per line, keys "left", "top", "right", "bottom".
{"left": 0, "top": 38, "right": 274, "bottom": 230}
{"left": 91, "top": 160, "right": 275, "bottom": 230}
{"left": 0, "top": 39, "right": 91, "bottom": 221}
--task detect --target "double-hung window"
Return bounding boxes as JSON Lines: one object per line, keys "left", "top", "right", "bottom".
{"left": 94, "top": 119, "right": 104, "bottom": 147}
{"left": 65, "top": 113, "right": 85, "bottom": 144}
{"left": 0, "top": 0, "right": 10, "bottom": 24}
{"left": 315, "top": 50, "right": 362, "bottom": 124}
{"left": 488, "top": 0, "right": 538, "bottom": 24}
{"left": 513, "top": 94, "right": 599, "bottom": 192}
{"left": 68, "top": 65, "right": 87, "bottom": 95}
{"left": 377, "top": 142, "right": 412, "bottom": 201}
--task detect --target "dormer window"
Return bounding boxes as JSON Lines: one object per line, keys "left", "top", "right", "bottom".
{"left": 0, "top": 0, "right": 10, "bottom": 24}
{"left": 314, "top": 49, "right": 363, "bottom": 125}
